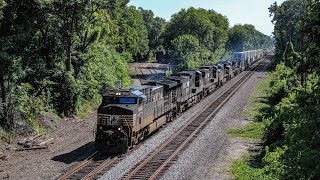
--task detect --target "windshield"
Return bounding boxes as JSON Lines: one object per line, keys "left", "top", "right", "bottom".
{"left": 102, "top": 96, "right": 137, "bottom": 106}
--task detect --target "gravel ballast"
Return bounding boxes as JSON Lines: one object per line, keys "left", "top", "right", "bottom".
{"left": 160, "top": 60, "right": 270, "bottom": 180}
{"left": 99, "top": 59, "right": 270, "bottom": 180}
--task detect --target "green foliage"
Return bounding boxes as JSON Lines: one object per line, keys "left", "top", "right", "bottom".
{"left": 169, "top": 34, "right": 217, "bottom": 71}
{"left": 269, "top": 0, "right": 307, "bottom": 60}
{"left": 283, "top": 42, "right": 300, "bottom": 68}
{"left": 115, "top": 6, "right": 149, "bottom": 61}
{"left": 0, "top": 0, "right": 133, "bottom": 135}
{"left": 231, "top": 158, "right": 265, "bottom": 180}
{"left": 163, "top": 7, "right": 229, "bottom": 54}
{"left": 0, "top": 0, "right": 5, "bottom": 19}
{"left": 78, "top": 43, "right": 132, "bottom": 105}
{"left": 0, "top": 127, "right": 13, "bottom": 144}
{"left": 231, "top": 147, "right": 285, "bottom": 180}
{"left": 228, "top": 122, "right": 265, "bottom": 140}
{"left": 227, "top": 24, "right": 272, "bottom": 52}
{"left": 139, "top": 8, "right": 166, "bottom": 52}
{"left": 231, "top": 1, "right": 320, "bottom": 174}
{"left": 267, "top": 63, "right": 297, "bottom": 106}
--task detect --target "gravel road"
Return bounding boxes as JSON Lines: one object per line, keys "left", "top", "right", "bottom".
{"left": 99, "top": 58, "right": 270, "bottom": 180}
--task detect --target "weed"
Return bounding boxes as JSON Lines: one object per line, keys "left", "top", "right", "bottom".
{"left": 228, "top": 122, "right": 265, "bottom": 140}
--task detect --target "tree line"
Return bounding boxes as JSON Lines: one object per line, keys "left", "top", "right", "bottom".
{"left": 0, "top": 1, "right": 272, "bottom": 136}
{"left": 231, "top": 0, "right": 320, "bottom": 179}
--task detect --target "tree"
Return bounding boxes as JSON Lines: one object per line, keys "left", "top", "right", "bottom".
{"left": 163, "top": 7, "right": 229, "bottom": 55}
{"left": 139, "top": 8, "right": 166, "bottom": 58}
{"left": 227, "top": 24, "right": 272, "bottom": 52}
{"left": 0, "top": 0, "right": 5, "bottom": 19}
{"left": 169, "top": 34, "right": 213, "bottom": 70}
{"left": 269, "top": 0, "right": 307, "bottom": 59}
{"left": 115, "top": 6, "right": 149, "bottom": 61}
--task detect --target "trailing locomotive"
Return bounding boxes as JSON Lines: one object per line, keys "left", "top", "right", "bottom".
{"left": 95, "top": 49, "right": 265, "bottom": 154}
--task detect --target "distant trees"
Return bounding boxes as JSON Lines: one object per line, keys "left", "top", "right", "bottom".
{"left": 162, "top": 7, "right": 229, "bottom": 70}
{"left": 227, "top": 24, "right": 272, "bottom": 52}
{"left": 163, "top": 8, "right": 229, "bottom": 53}
{"left": 162, "top": 7, "right": 272, "bottom": 70}
{"left": 115, "top": 6, "right": 149, "bottom": 61}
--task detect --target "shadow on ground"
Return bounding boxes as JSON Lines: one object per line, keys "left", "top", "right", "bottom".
{"left": 51, "top": 141, "right": 96, "bottom": 164}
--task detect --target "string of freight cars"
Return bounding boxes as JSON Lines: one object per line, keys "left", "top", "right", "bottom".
{"left": 95, "top": 49, "right": 266, "bottom": 154}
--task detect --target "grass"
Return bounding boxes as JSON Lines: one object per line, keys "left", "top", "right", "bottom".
{"left": 4, "top": 171, "right": 10, "bottom": 179}
{"left": 77, "top": 100, "right": 97, "bottom": 119}
{"left": 0, "top": 128, "right": 13, "bottom": 144}
{"left": 230, "top": 158, "right": 265, "bottom": 180}
{"left": 228, "top": 122, "right": 265, "bottom": 140}
{"left": 227, "top": 71, "right": 273, "bottom": 179}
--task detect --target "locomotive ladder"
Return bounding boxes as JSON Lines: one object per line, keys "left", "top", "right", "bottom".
{"left": 122, "top": 58, "right": 266, "bottom": 180}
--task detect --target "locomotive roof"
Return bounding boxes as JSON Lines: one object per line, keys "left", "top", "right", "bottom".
{"left": 199, "top": 68, "right": 209, "bottom": 73}
{"left": 180, "top": 70, "right": 195, "bottom": 74}
{"left": 125, "top": 85, "right": 153, "bottom": 91}
{"left": 200, "top": 65, "right": 213, "bottom": 68}
{"left": 169, "top": 75, "right": 189, "bottom": 83}
{"left": 156, "top": 79, "right": 177, "bottom": 89}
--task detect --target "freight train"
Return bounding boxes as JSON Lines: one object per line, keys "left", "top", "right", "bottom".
{"left": 95, "top": 49, "right": 265, "bottom": 153}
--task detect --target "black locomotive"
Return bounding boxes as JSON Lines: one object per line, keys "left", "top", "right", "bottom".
{"left": 95, "top": 50, "right": 265, "bottom": 153}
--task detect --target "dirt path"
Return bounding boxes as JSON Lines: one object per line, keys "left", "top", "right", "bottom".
{"left": 0, "top": 114, "right": 97, "bottom": 180}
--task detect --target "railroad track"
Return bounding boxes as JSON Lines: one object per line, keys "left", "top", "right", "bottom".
{"left": 57, "top": 152, "right": 118, "bottom": 180}
{"left": 121, "top": 58, "right": 266, "bottom": 180}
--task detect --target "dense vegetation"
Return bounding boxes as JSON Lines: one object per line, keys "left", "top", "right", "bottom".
{"left": 231, "top": 0, "right": 320, "bottom": 179}
{"left": 164, "top": 8, "right": 272, "bottom": 71}
{"left": 0, "top": 1, "right": 271, "bottom": 141}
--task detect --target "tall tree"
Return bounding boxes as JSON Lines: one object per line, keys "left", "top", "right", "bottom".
{"left": 116, "top": 6, "right": 149, "bottom": 61}
{"left": 227, "top": 24, "right": 272, "bottom": 52}
{"left": 163, "top": 7, "right": 229, "bottom": 54}
{"left": 139, "top": 7, "right": 166, "bottom": 56}
{"left": 269, "top": 0, "right": 307, "bottom": 59}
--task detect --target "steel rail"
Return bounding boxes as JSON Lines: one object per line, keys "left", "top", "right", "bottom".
{"left": 57, "top": 151, "right": 100, "bottom": 180}
{"left": 80, "top": 156, "right": 118, "bottom": 180}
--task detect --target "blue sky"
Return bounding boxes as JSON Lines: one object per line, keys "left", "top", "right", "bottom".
{"left": 128, "top": 0, "right": 286, "bottom": 36}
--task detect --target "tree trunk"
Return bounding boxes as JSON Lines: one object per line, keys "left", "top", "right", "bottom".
{"left": 0, "top": 71, "right": 6, "bottom": 126}
{"left": 66, "top": 45, "right": 72, "bottom": 71}
{"left": 0, "top": 72, "right": 5, "bottom": 104}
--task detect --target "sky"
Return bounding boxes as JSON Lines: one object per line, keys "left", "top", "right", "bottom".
{"left": 128, "top": 0, "right": 286, "bottom": 36}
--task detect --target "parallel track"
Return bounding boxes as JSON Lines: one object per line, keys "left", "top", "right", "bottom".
{"left": 57, "top": 152, "right": 118, "bottom": 180}
{"left": 122, "top": 58, "right": 266, "bottom": 180}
